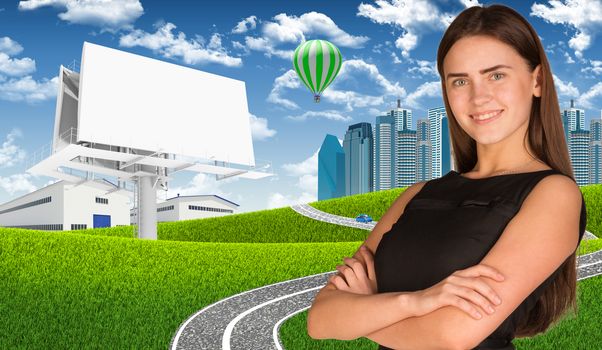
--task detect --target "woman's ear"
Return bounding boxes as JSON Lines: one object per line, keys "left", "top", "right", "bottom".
{"left": 532, "top": 64, "right": 542, "bottom": 98}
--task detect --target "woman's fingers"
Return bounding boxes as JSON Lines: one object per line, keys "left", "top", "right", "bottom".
{"left": 343, "top": 257, "right": 369, "bottom": 284}
{"left": 456, "top": 264, "right": 505, "bottom": 282}
{"left": 360, "top": 246, "right": 376, "bottom": 281}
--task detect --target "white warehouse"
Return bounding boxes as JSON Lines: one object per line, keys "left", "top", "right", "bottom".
{"left": 130, "top": 194, "right": 239, "bottom": 224}
{"left": 0, "top": 179, "right": 130, "bottom": 231}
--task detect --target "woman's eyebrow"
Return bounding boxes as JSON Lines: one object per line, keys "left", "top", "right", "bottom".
{"left": 446, "top": 64, "right": 512, "bottom": 80}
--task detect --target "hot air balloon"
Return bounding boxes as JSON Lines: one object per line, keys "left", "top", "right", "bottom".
{"left": 293, "top": 39, "right": 342, "bottom": 103}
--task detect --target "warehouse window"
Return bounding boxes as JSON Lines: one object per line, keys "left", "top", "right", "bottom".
{"left": 5, "top": 223, "right": 63, "bottom": 231}
{"left": 0, "top": 196, "right": 52, "bottom": 215}
{"left": 71, "top": 224, "right": 87, "bottom": 230}
{"left": 157, "top": 205, "right": 174, "bottom": 212}
{"left": 188, "top": 205, "right": 233, "bottom": 213}
{"left": 95, "top": 197, "right": 108, "bottom": 204}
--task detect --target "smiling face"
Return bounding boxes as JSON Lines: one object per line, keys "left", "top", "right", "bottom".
{"left": 443, "top": 35, "right": 541, "bottom": 146}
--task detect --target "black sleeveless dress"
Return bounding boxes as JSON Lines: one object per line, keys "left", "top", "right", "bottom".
{"left": 374, "top": 169, "right": 587, "bottom": 350}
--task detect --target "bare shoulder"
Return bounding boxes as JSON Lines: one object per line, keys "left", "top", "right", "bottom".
{"left": 361, "top": 180, "right": 428, "bottom": 255}
{"left": 528, "top": 173, "right": 582, "bottom": 209}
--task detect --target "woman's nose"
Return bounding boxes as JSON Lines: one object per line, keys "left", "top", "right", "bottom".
{"left": 470, "top": 80, "right": 493, "bottom": 105}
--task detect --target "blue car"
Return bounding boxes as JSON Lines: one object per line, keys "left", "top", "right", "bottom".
{"left": 355, "top": 214, "right": 373, "bottom": 223}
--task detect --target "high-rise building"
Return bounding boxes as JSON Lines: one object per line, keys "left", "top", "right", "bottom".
{"left": 344, "top": 123, "right": 374, "bottom": 195}
{"left": 440, "top": 114, "right": 454, "bottom": 174}
{"left": 395, "top": 129, "right": 417, "bottom": 187}
{"left": 589, "top": 117, "right": 602, "bottom": 184}
{"left": 318, "top": 134, "right": 345, "bottom": 200}
{"left": 570, "top": 128, "right": 589, "bottom": 186}
{"left": 416, "top": 119, "right": 431, "bottom": 182}
{"left": 389, "top": 99, "right": 412, "bottom": 132}
{"left": 374, "top": 115, "right": 395, "bottom": 191}
{"left": 428, "top": 107, "right": 447, "bottom": 178}
{"left": 563, "top": 99, "right": 586, "bottom": 152}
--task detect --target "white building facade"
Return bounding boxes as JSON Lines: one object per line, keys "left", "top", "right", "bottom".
{"left": 130, "top": 194, "right": 239, "bottom": 224}
{"left": 0, "top": 180, "right": 130, "bottom": 231}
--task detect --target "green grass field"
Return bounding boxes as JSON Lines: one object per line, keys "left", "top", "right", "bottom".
{"left": 0, "top": 185, "right": 600, "bottom": 349}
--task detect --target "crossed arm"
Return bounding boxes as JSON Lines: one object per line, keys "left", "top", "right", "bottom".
{"left": 307, "top": 175, "right": 582, "bottom": 349}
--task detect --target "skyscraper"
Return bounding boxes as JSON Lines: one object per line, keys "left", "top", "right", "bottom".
{"left": 570, "top": 127, "right": 589, "bottom": 186}
{"left": 318, "top": 134, "right": 345, "bottom": 200}
{"left": 563, "top": 99, "right": 586, "bottom": 152}
{"left": 428, "top": 106, "right": 447, "bottom": 179}
{"left": 389, "top": 99, "right": 412, "bottom": 132}
{"left": 416, "top": 119, "right": 431, "bottom": 182}
{"left": 343, "top": 123, "right": 374, "bottom": 195}
{"left": 374, "top": 115, "right": 395, "bottom": 191}
{"left": 589, "top": 117, "right": 601, "bottom": 184}
{"left": 440, "top": 114, "right": 452, "bottom": 174}
{"left": 395, "top": 129, "right": 417, "bottom": 187}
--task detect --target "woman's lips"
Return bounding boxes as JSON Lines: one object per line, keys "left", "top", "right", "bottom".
{"left": 470, "top": 110, "right": 503, "bottom": 124}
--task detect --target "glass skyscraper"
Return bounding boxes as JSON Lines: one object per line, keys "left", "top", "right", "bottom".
{"left": 317, "top": 134, "right": 345, "bottom": 200}
{"left": 343, "top": 123, "right": 373, "bottom": 195}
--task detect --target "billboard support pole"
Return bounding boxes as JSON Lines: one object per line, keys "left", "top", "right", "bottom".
{"left": 138, "top": 164, "right": 158, "bottom": 240}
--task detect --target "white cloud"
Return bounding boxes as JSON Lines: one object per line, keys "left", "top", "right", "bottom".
{"left": 322, "top": 59, "right": 406, "bottom": 111}
{"left": 459, "top": 0, "right": 483, "bottom": 7}
{"left": 286, "top": 110, "right": 353, "bottom": 122}
{"left": 0, "top": 128, "right": 27, "bottom": 168}
{"left": 581, "top": 59, "right": 602, "bottom": 76}
{"left": 404, "top": 81, "right": 441, "bottom": 108}
{"left": 530, "top": 0, "right": 602, "bottom": 59}
{"left": 297, "top": 174, "right": 317, "bottom": 194}
{"left": 244, "top": 36, "right": 293, "bottom": 59}
{"left": 553, "top": 74, "right": 580, "bottom": 98}
{"left": 577, "top": 81, "right": 602, "bottom": 109}
{"left": 244, "top": 11, "right": 369, "bottom": 59}
{"left": 266, "top": 191, "right": 316, "bottom": 209}
{"left": 268, "top": 149, "right": 319, "bottom": 208}
{"left": 267, "top": 69, "right": 301, "bottom": 109}
{"left": 119, "top": 22, "right": 242, "bottom": 67}
{"left": 0, "top": 52, "right": 36, "bottom": 76}
{"left": 357, "top": 0, "right": 453, "bottom": 58}
{"left": 282, "top": 149, "right": 318, "bottom": 177}
{"left": 0, "top": 173, "right": 37, "bottom": 196}
{"left": 408, "top": 59, "right": 438, "bottom": 76}
{"left": 18, "top": 0, "right": 144, "bottom": 31}
{"left": 0, "top": 75, "right": 59, "bottom": 103}
{"left": 564, "top": 51, "right": 576, "bottom": 64}
{"left": 0, "top": 37, "right": 24, "bottom": 56}
{"left": 391, "top": 52, "right": 402, "bottom": 64}
{"left": 232, "top": 15, "right": 257, "bottom": 34}
{"left": 249, "top": 113, "right": 276, "bottom": 141}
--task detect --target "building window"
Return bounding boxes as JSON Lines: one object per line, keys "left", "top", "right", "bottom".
{"left": 157, "top": 205, "right": 174, "bottom": 212}
{"left": 5, "top": 223, "right": 63, "bottom": 231}
{"left": 0, "top": 196, "right": 52, "bottom": 215}
{"left": 188, "top": 204, "right": 233, "bottom": 213}
{"left": 95, "top": 197, "right": 108, "bottom": 205}
{"left": 71, "top": 224, "right": 87, "bottom": 230}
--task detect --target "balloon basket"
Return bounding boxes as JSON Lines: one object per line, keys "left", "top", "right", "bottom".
{"left": 314, "top": 95, "right": 321, "bottom": 103}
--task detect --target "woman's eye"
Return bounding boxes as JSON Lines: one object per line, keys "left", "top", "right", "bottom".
{"left": 453, "top": 79, "right": 466, "bottom": 86}
{"left": 492, "top": 73, "right": 504, "bottom": 80}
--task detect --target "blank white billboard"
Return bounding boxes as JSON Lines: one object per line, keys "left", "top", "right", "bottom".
{"left": 77, "top": 41, "right": 255, "bottom": 166}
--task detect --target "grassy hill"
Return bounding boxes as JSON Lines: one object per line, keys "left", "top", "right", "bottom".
{"left": 1, "top": 185, "right": 600, "bottom": 349}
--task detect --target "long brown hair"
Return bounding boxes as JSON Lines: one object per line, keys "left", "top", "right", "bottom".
{"left": 436, "top": 4, "right": 578, "bottom": 337}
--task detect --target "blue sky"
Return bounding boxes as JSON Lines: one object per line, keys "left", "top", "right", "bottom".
{"left": 0, "top": 0, "right": 601, "bottom": 213}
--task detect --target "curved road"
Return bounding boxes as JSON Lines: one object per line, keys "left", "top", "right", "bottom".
{"left": 170, "top": 204, "right": 601, "bottom": 350}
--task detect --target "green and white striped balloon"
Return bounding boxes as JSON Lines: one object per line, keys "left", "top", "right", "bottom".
{"left": 293, "top": 39, "right": 342, "bottom": 103}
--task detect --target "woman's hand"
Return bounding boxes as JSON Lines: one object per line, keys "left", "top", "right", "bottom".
{"left": 408, "top": 264, "right": 505, "bottom": 320}
{"left": 328, "top": 245, "right": 377, "bottom": 295}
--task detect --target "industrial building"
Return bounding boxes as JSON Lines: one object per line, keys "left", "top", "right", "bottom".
{"left": 0, "top": 181, "right": 240, "bottom": 231}
{"left": 130, "top": 194, "right": 239, "bottom": 223}
{"left": 0, "top": 179, "right": 130, "bottom": 231}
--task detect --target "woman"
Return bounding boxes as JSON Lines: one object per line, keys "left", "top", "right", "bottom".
{"left": 307, "top": 4, "right": 586, "bottom": 350}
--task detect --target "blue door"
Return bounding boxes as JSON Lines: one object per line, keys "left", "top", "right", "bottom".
{"left": 93, "top": 214, "right": 111, "bottom": 228}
